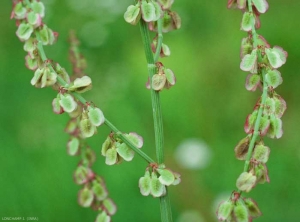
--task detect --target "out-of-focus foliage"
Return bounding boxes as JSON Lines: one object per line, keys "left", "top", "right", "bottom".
{"left": 0, "top": 0, "right": 300, "bottom": 221}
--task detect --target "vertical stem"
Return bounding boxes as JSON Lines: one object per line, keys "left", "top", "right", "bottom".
{"left": 139, "top": 19, "right": 172, "bottom": 222}
{"left": 243, "top": 0, "right": 268, "bottom": 172}
{"left": 154, "top": 19, "right": 163, "bottom": 62}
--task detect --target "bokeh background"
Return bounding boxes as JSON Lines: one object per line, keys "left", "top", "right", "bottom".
{"left": 1, "top": 0, "right": 300, "bottom": 221}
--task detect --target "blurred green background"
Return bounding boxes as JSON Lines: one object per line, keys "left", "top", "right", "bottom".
{"left": 1, "top": 0, "right": 300, "bottom": 221}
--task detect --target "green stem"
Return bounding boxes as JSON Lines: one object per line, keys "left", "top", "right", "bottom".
{"left": 35, "top": 33, "right": 155, "bottom": 164}
{"left": 154, "top": 18, "right": 163, "bottom": 62}
{"left": 243, "top": 0, "right": 268, "bottom": 173}
{"left": 139, "top": 20, "right": 172, "bottom": 222}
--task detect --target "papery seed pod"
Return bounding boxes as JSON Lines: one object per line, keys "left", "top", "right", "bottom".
{"left": 124, "top": 4, "right": 141, "bottom": 25}
{"left": 102, "top": 136, "right": 112, "bottom": 156}
{"left": 216, "top": 200, "right": 234, "bottom": 221}
{"left": 267, "top": 115, "right": 283, "bottom": 139}
{"left": 152, "top": 0, "right": 163, "bottom": 21}
{"left": 12, "top": 2, "right": 27, "bottom": 19}
{"left": 158, "top": 0, "right": 174, "bottom": 10}
{"left": 236, "top": 172, "right": 256, "bottom": 192}
{"left": 88, "top": 107, "right": 105, "bottom": 127}
{"left": 55, "top": 63, "right": 70, "bottom": 84}
{"left": 254, "top": 163, "right": 270, "bottom": 184}
{"left": 139, "top": 171, "right": 151, "bottom": 196}
{"left": 126, "top": 132, "right": 144, "bottom": 148}
{"left": 141, "top": 0, "right": 156, "bottom": 22}
{"left": 59, "top": 93, "right": 77, "bottom": 113}
{"left": 65, "top": 118, "right": 78, "bottom": 135}
{"left": 78, "top": 186, "right": 94, "bottom": 208}
{"left": 95, "top": 211, "right": 110, "bottom": 222}
{"left": 266, "top": 47, "right": 287, "bottom": 69}
{"left": 263, "top": 97, "right": 275, "bottom": 116}
{"left": 74, "top": 165, "right": 90, "bottom": 185}
{"left": 150, "top": 172, "right": 164, "bottom": 197}
{"left": 102, "top": 198, "right": 117, "bottom": 216}
{"left": 240, "top": 37, "right": 253, "bottom": 59}
{"left": 16, "top": 23, "right": 34, "bottom": 42}
{"left": 233, "top": 199, "right": 249, "bottom": 222}
{"left": 165, "top": 68, "right": 176, "bottom": 86}
{"left": 31, "top": 1, "right": 45, "bottom": 18}
{"left": 25, "top": 54, "right": 38, "bottom": 71}
{"left": 273, "top": 94, "right": 286, "bottom": 118}
{"left": 105, "top": 147, "right": 118, "bottom": 165}
{"left": 234, "top": 136, "right": 250, "bottom": 160}
{"left": 41, "top": 67, "right": 57, "bottom": 88}
{"left": 116, "top": 142, "right": 135, "bottom": 162}
{"left": 240, "top": 49, "right": 258, "bottom": 72}
{"left": 82, "top": 147, "right": 96, "bottom": 167}
{"left": 161, "top": 43, "right": 171, "bottom": 57}
{"left": 244, "top": 110, "right": 258, "bottom": 134}
{"left": 252, "top": 144, "right": 270, "bottom": 163}
{"left": 156, "top": 168, "right": 175, "bottom": 186}
{"left": 92, "top": 180, "right": 108, "bottom": 201}
{"left": 152, "top": 74, "right": 166, "bottom": 91}
{"left": 243, "top": 198, "right": 262, "bottom": 218}
{"left": 24, "top": 38, "right": 36, "bottom": 52}
{"left": 252, "top": 0, "right": 269, "bottom": 14}
{"left": 258, "top": 115, "right": 270, "bottom": 136}
{"left": 172, "top": 171, "right": 181, "bottom": 185}
{"left": 241, "top": 12, "right": 255, "bottom": 32}
{"left": 69, "top": 76, "right": 92, "bottom": 93}
{"left": 245, "top": 73, "right": 261, "bottom": 91}
{"left": 80, "top": 118, "right": 96, "bottom": 138}
{"left": 26, "top": 11, "right": 42, "bottom": 28}
{"left": 67, "top": 137, "right": 80, "bottom": 156}
{"left": 52, "top": 97, "right": 64, "bottom": 114}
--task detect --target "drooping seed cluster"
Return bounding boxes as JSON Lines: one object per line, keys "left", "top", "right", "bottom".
{"left": 217, "top": 0, "right": 288, "bottom": 221}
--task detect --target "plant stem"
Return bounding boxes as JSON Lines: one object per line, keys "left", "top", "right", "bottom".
{"left": 35, "top": 33, "right": 155, "bottom": 164}
{"left": 139, "top": 19, "right": 172, "bottom": 222}
{"left": 154, "top": 19, "right": 163, "bottom": 62}
{"left": 243, "top": 0, "right": 268, "bottom": 172}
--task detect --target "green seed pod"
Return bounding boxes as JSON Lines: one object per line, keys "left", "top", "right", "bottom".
{"left": 252, "top": 0, "right": 269, "bottom": 14}
{"left": 69, "top": 76, "right": 92, "bottom": 93}
{"left": 263, "top": 97, "right": 276, "bottom": 116}
{"left": 126, "top": 132, "right": 144, "bottom": 148}
{"left": 31, "top": 1, "right": 45, "bottom": 18}
{"left": 156, "top": 168, "right": 175, "bottom": 186}
{"left": 139, "top": 171, "right": 151, "bottom": 196}
{"left": 240, "top": 49, "right": 257, "bottom": 72}
{"left": 105, "top": 147, "right": 118, "bottom": 165}
{"left": 253, "top": 144, "right": 270, "bottom": 163}
{"left": 216, "top": 200, "right": 234, "bottom": 221}
{"left": 273, "top": 94, "right": 286, "bottom": 118}
{"left": 152, "top": 0, "right": 163, "bottom": 21}
{"left": 102, "top": 198, "right": 117, "bottom": 216}
{"left": 161, "top": 43, "right": 171, "bottom": 57}
{"left": 240, "top": 37, "right": 253, "bottom": 59}
{"left": 95, "top": 211, "right": 110, "bottom": 222}
{"left": 172, "top": 171, "right": 181, "bottom": 185}
{"left": 124, "top": 4, "right": 141, "bottom": 25}
{"left": 150, "top": 172, "right": 164, "bottom": 197}
{"left": 141, "top": 0, "right": 156, "bottom": 22}
{"left": 243, "top": 198, "right": 262, "bottom": 218}
{"left": 233, "top": 200, "right": 249, "bottom": 222}
{"left": 67, "top": 137, "right": 80, "bottom": 156}
{"left": 265, "top": 70, "right": 283, "bottom": 89}
{"left": 245, "top": 73, "right": 261, "bottom": 91}
{"left": 165, "top": 68, "right": 176, "bottom": 86}
{"left": 25, "top": 55, "right": 38, "bottom": 71}
{"left": 88, "top": 107, "right": 105, "bottom": 127}
{"left": 16, "top": 23, "right": 34, "bottom": 42}
{"left": 24, "top": 38, "right": 36, "bottom": 52}
{"left": 266, "top": 47, "right": 287, "bottom": 69}
{"left": 92, "top": 180, "right": 108, "bottom": 201}
{"left": 59, "top": 94, "right": 77, "bottom": 113}
{"left": 157, "top": 0, "right": 174, "bottom": 10}
{"left": 236, "top": 172, "right": 256, "bottom": 192}
{"left": 267, "top": 115, "right": 283, "bottom": 139}
{"left": 116, "top": 142, "right": 135, "bottom": 162}
{"left": 79, "top": 118, "right": 96, "bottom": 138}
{"left": 102, "top": 136, "right": 112, "bottom": 156}
{"left": 152, "top": 74, "right": 166, "bottom": 91}
{"left": 241, "top": 12, "right": 254, "bottom": 32}
{"left": 73, "top": 165, "right": 91, "bottom": 185}
{"left": 26, "top": 11, "right": 41, "bottom": 28}
{"left": 13, "top": 2, "right": 27, "bottom": 19}
{"left": 78, "top": 186, "right": 94, "bottom": 208}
